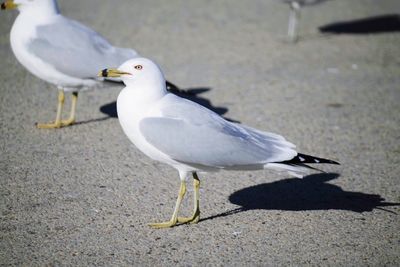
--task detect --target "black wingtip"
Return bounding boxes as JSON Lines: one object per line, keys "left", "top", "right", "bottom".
{"left": 326, "top": 159, "right": 340, "bottom": 165}
{"left": 283, "top": 153, "right": 340, "bottom": 165}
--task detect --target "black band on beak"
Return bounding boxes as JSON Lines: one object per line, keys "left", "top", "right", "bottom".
{"left": 1, "top": 3, "right": 7, "bottom": 10}
{"left": 101, "top": 69, "right": 108, "bottom": 77}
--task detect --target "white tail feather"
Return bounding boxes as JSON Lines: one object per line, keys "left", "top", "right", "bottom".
{"left": 265, "top": 163, "right": 310, "bottom": 178}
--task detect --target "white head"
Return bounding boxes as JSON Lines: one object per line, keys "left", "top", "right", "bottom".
{"left": 100, "top": 57, "right": 167, "bottom": 91}
{"left": 1, "top": 0, "right": 59, "bottom": 15}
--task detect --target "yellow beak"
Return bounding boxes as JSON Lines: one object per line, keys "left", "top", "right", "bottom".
{"left": 1, "top": 0, "right": 18, "bottom": 10}
{"left": 98, "top": 68, "right": 131, "bottom": 78}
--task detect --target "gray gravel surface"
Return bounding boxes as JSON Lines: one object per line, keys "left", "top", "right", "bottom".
{"left": 1, "top": 0, "right": 399, "bottom": 265}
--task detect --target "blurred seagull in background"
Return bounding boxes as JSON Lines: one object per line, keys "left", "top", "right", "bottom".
{"left": 282, "top": 0, "right": 329, "bottom": 42}
{"left": 1, "top": 0, "right": 138, "bottom": 128}
{"left": 99, "top": 57, "right": 339, "bottom": 228}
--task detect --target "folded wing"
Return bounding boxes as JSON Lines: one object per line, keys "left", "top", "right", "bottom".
{"left": 139, "top": 95, "right": 297, "bottom": 168}
{"left": 28, "top": 16, "right": 137, "bottom": 79}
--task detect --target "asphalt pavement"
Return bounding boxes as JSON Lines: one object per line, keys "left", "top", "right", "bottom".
{"left": 0, "top": 0, "right": 399, "bottom": 265}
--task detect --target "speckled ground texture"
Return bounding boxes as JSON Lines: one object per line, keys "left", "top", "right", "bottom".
{"left": 1, "top": 0, "right": 399, "bottom": 266}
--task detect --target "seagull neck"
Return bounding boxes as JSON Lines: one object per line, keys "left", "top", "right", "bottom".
{"left": 122, "top": 74, "right": 167, "bottom": 102}
{"left": 125, "top": 81, "right": 167, "bottom": 103}
{"left": 18, "top": 3, "right": 60, "bottom": 20}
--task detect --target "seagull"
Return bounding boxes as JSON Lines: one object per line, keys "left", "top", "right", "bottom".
{"left": 282, "top": 0, "right": 329, "bottom": 42}
{"left": 1, "top": 0, "right": 138, "bottom": 128}
{"left": 99, "top": 57, "right": 339, "bottom": 228}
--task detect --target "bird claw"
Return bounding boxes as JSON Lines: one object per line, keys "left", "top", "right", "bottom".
{"left": 177, "top": 209, "right": 200, "bottom": 224}
{"left": 148, "top": 215, "right": 199, "bottom": 228}
{"left": 149, "top": 210, "right": 200, "bottom": 228}
{"left": 36, "top": 118, "right": 75, "bottom": 129}
{"left": 61, "top": 118, "right": 75, "bottom": 127}
{"left": 148, "top": 220, "right": 178, "bottom": 229}
{"left": 177, "top": 216, "right": 199, "bottom": 224}
{"left": 36, "top": 121, "right": 62, "bottom": 129}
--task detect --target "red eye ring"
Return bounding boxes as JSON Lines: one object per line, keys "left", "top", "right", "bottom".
{"left": 134, "top": 65, "right": 143, "bottom": 70}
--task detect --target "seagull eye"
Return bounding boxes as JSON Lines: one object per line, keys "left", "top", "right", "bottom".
{"left": 134, "top": 65, "right": 143, "bottom": 70}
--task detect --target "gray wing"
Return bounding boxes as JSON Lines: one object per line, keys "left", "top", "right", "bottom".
{"left": 27, "top": 16, "right": 137, "bottom": 79}
{"left": 139, "top": 95, "right": 297, "bottom": 168}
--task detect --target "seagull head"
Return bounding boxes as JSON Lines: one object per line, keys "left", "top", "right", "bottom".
{"left": 99, "top": 57, "right": 166, "bottom": 88}
{"left": 1, "top": 0, "right": 59, "bottom": 15}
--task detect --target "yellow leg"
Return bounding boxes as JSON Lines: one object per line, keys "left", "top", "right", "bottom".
{"left": 149, "top": 180, "right": 187, "bottom": 229}
{"left": 36, "top": 90, "right": 64, "bottom": 129}
{"left": 178, "top": 173, "right": 201, "bottom": 224}
{"left": 61, "top": 92, "right": 78, "bottom": 126}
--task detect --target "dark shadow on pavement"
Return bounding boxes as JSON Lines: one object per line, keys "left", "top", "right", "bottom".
{"left": 319, "top": 14, "right": 400, "bottom": 34}
{"left": 72, "top": 116, "right": 112, "bottom": 126}
{"left": 201, "top": 173, "right": 399, "bottom": 222}
{"left": 100, "top": 81, "right": 240, "bottom": 123}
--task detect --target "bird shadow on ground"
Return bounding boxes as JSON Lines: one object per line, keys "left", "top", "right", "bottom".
{"left": 201, "top": 173, "right": 399, "bottom": 222}
{"left": 319, "top": 14, "right": 400, "bottom": 34}
{"left": 98, "top": 80, "right": 241, "bottom": 123}
{"left": 71, "top": 116, "right": 112, "bottom": 126}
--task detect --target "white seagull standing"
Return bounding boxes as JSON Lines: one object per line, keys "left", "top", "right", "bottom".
{"left": 100, "top": 57, "right": 339, "bottom": 228}
{"left": 1, "top": 0, "right": 138, "bottom": 128}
